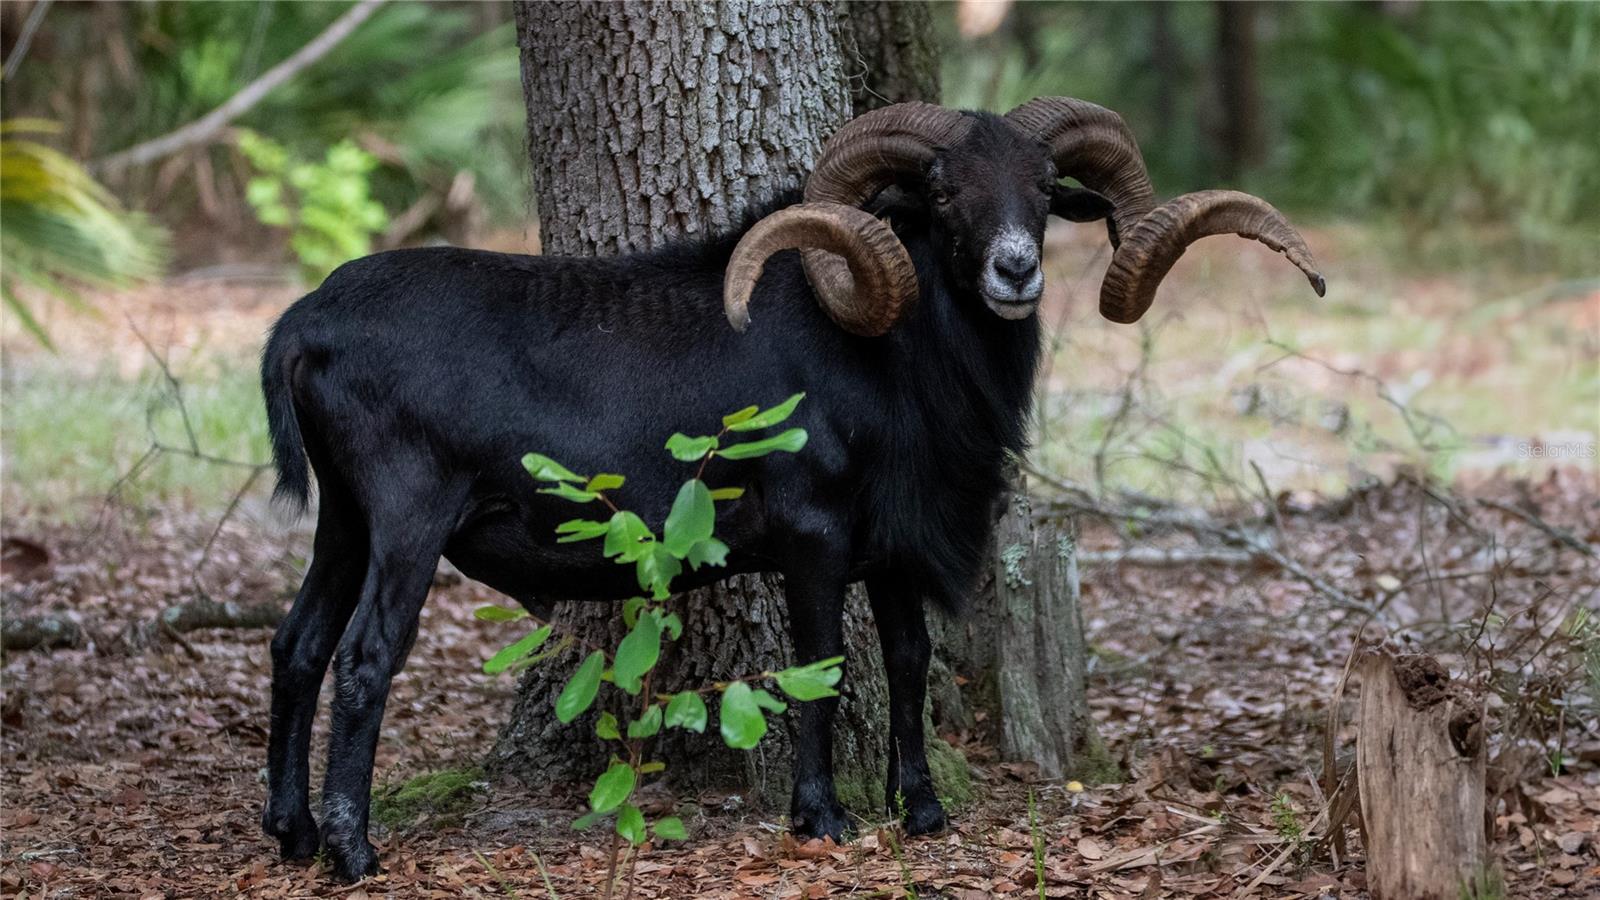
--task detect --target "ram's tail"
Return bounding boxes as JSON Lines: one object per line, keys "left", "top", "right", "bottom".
{"left": 261, "top": 322, "right": 310, "bottom": 514}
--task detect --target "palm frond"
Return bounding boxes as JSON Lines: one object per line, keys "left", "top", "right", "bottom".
{"left": 1, "top": 120, "right": 167, "bottom": 348}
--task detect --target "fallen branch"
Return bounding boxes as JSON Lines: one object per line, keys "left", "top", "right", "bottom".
{"left": 1030, "top": 467, "right": 1375, "bottom": 615}
{"left": 1077, "top": 546, "right": 1260, "bottom": 569}
{"left": 2, "top": 598, "right": 285, "bottom": 655}
{"left": 93, "top": 0, "right": 388, "bottom": 174}
{"left": 1, "top": 611, "right": 84, "bottom": 652}
{"left": 1476, "top": 496, "right": 1596, "bottom": 558}
{"left": 126, "top": 598, "right": 285, "bottom": 646}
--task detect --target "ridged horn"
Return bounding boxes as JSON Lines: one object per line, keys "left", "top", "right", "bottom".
{"left": 795, "top": 102, "right": 973, "bottom": 332}
{"left": 1004, "top": 96, "right": 1156, "bottom": 244}
{"left": 724, "top": 202, "right": 917, "bottom": 337}
{"left": 1098, "top": 189, "right": 1326, "bottom": 324}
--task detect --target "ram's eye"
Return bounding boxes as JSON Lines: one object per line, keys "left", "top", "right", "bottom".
{"left": 930, "top": 190, "right": 951, "bottom": 206}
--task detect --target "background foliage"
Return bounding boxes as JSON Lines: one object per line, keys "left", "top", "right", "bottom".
{"left": 941, "top": 1, "right": 1600, "bottom": 274}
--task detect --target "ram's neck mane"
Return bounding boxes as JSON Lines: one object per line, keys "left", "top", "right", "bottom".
{"left": 865, "top": 227, "right": 1042, "bottom": 613}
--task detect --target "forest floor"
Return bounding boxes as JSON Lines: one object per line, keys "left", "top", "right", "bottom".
{"left": 3, "top": 227, "right": 1598, "bottom": 897}
{"left": 2, "top": 470, "right": 1597, "bottom": 899}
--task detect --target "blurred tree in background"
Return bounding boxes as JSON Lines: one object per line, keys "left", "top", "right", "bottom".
{"left": 940, "top": 1, "right": 1600, "bottom": 274}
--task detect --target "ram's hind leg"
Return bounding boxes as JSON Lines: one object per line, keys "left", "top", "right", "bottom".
{"left": 263, "top": 493, "right": 367, "bottom": 861}
{"left": 318, "top": 476, "right": 466, "bottom": 882}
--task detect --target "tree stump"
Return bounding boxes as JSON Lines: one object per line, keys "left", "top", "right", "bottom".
{"left": 1357, "top": 652, "right": 1488, "bottom": 900}
{"left": 934, "top": 491, "right": 1109, "bottom": 781}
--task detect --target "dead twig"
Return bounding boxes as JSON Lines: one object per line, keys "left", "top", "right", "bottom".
{"left": 1476, "top": 496, "right": 1596, "bottom": 558}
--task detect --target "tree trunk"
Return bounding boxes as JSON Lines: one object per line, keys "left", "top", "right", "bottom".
{"left": 1356, "top": 652, "right": 1488, "bottom": 900}
{"left": 516, "top": 1, "right": 848, "bottom": 258}
{"left": 839, "top": 1, "right": 940, "bottom": 112}
{"left": 1213, "top": 0, "right": 1262, "bottom": 181}
{"left": 494, "top": 0, "right": 897, "bottom": 814}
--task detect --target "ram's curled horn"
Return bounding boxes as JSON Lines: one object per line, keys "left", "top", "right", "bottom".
{"left": 724, "top": 102, "right": 972, "bottom": 336}
{"left": 1099, "top": 190, "right": 1326, "bottom": 324}
{"left": 1004, "top": 96, "right": 1157, "bottom": 242}
{"left": 1007, "top": 96, "right": 1325, "bottom": 324}
{"left": 724, "top": 202, "right": 918, "bottom": 336}
{"left": 803, "top": 101, "right": 972, "bottom": 207}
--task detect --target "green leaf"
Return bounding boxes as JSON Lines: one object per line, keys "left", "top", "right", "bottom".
{"left": 719, "top": 682, "right": 767, "bottom": 749}
{"left": 665, "top": 433, "right": 718, "bottom": 462}
{"left": 539, "top": 482, "right": 600, "bottom": 503}
{"left": 585, "top": 473, "right": 625, "bottom": 492}
{"left": 508, "top": 634, "right": 573, "bottom": 671}
{"left": 727, "top": 392, "right": 805, "bottom": 432}
{"left": 604, "top": 511, "right": 654, "bottom": 562}
{"left": 616, "top": 803, "right": 647, "bottom": 846}
{"left": 663, "top": 480, "right": 715, "bottom": 557}
{"left": 589, "top": 761, "right": 635, "bottom": 813}
{"left": 772, "top": 656, "right": 845, "bottom": 701}
{"left": 751, "top": 688, "right": 788, "bottom": 714}
{"left": 595, "top": 711, "right": 620, "bottom": 740}
{"left": 637, "top": 760, "right": 666, "bottom": 775}
{"left": 716, "top": 428, "right": 808, "bottom": 460}
{"left": 556, "top": 651, "right": 605, "bottom": 723}
{"left": 571, "top": 809, "right": 604, "bottom": 831}
{"left": 621, "top": 596, "right": 647, "bottom": 628}
{"left": 709, "top": 487, "right": 745, "bottom": 501}
{"left": 556, "top": 518, "right": 609, "bottom": 543}
{"left": 721, "top": 405, "right": 759, "bottom": 429}
{"left": 686, "top": 538, "right": 729, "bottom": 571}
{"left": 636, "top": 544, "right": 682, "bottom": 600}
{"left": 473, "top": 604, "right": 528, "bottom": 623}
{"left": 482, "top": 625, "right": 553, "bottom": 675}
{"left": 653, "top": 816, "right": 688, "bottom": 841}
{"left": 626, "top": 704, "right": 662, "bottom": 739}
{"left": 522, "top": 452, "right": 583, "bottom": 482}
{"left": 613, "top": 613, "right": 661, "bottom": 695}
{"left": 664, "top": 691, "right": 707, "bottom": 733}
{"left": 659, "top": 612, "right": 684, "bottom": 641}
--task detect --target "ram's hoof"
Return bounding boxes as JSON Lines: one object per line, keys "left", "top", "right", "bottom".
{"left": 261, "top": 804, "right": 320, "bottom": 861}
{"left": 792, "top": 802, "right": 852, "bottom": 843}
{"left": 902, "top": 799, "right": 947, "bottom": 836}
{"left": 328, "top": 840, "right": 380, "bottom": 883}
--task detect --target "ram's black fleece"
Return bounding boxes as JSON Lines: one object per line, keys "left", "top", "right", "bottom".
{"left": 259, "top": 111, "right": 1110, "bottom": 883}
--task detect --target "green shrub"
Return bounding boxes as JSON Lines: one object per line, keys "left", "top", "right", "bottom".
{"left": 237, "top": 130, "right": 387, "bottom": 281}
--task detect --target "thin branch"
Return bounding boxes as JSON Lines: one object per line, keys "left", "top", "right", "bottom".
{"left": 2, "top": 0, "right": 53, "bottom": 81}
{"left": 1477, "top": 496, "right": 1596, "bottom": 558}
{"left": 93, "top": 0, "right": 388, "bottom": 174}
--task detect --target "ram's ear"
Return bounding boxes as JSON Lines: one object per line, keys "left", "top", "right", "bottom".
{"left": 1050, "top": 185, "right": 1119, "bottom": 246}
{"left": 1050, "top": 185, "right": 1114, "bottom": 222}
{"left": 864, "top": 184, "right": 927, "bottom": 221}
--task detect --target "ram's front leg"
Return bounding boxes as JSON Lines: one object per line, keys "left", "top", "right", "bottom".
{"left": 866, "top": 575, "right": 946, "bottom": 835}
{"left": 781, "top": 538, "right": 852, "bottom": 841}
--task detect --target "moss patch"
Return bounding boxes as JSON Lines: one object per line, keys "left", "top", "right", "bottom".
{"left": 926, "top": 735, "right": 974, "bottom": 808}
{"left": 370, "top": 767, "right": 486, "bottom": 831}
{"left": 1067, "top": 731, "right": 1122, "bottom": 785}
{"left": 833, "top": 766, "right": 885, "bottom": 819}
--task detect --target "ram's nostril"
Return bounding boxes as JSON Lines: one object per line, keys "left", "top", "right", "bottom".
{"left": 992, "top": 252, "right": 1039, "bottom": 284}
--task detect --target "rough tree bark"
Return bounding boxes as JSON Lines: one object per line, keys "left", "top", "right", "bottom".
{"left": 494, "top": 0, "right": 903, "bottom": 813}
{"left": 838, "top": 1, "right": 939, "bottom": 113}
{"left": 1357, "top": 652, "right": 1488, "bottom": 900}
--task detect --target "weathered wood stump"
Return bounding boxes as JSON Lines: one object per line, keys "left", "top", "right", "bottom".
{"left": 1357, "top": 652, "right": 1488, "bottom": 900}
{"left": 933, "top": 491, "right": 1111, "bottom": 781}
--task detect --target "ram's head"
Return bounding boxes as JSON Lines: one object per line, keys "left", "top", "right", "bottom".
{"left": 725, "top": 97, "right": 1326, "bottom": 335}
